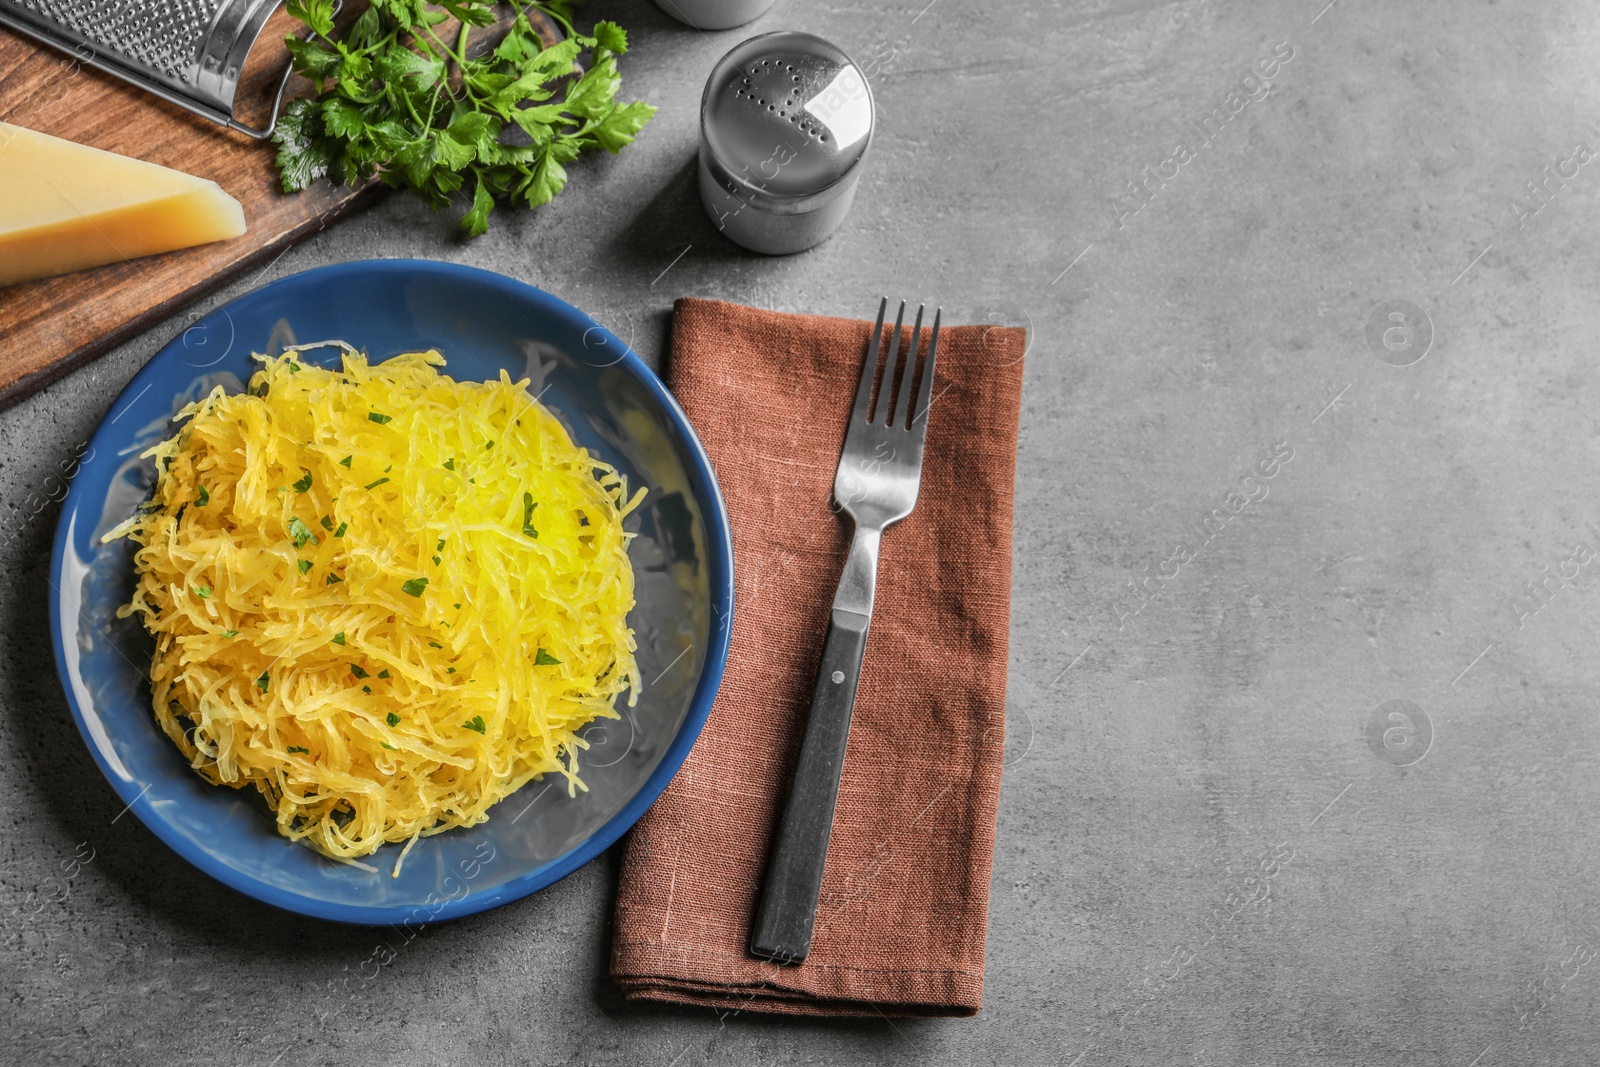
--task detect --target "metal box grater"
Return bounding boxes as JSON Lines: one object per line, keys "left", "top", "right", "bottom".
{"left": 0, "top": 0, "right": 293, "bottom": 136}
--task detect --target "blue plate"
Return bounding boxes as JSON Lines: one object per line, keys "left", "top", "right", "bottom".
{"left": 50, "top": 260, "right": 734, "bottom": 925}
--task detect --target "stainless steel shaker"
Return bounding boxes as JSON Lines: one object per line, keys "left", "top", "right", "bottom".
{"left": 654, "top": 0, "right": 775, "bottom": 30}
{"left": 698, "top": 31, "right": 875, "bottom": 255}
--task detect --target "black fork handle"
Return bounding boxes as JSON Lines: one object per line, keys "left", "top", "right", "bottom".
{"left": 749, "top": 608, "right": 871, "bottom": 964}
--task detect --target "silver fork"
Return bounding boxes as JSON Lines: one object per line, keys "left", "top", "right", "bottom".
{"left": 750, "top": 298, "right": 942, "bottom": 965}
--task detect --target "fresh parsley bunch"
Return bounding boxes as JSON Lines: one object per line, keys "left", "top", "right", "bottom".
{"left": 274, "top": 0, "right": 655, "bottom": 236}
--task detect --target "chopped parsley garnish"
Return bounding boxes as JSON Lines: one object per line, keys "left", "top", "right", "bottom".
{"left": 362, "top": 685, "right": 372, "bottom": 694}
{"left": 287, "top": 745, "right": 309, "bottom": 754}
{"left": 432, "top": 555, "right": 442, "bottom": 566}
{"left": 326, "top": 573, "right": 343, "bottom": 585}
{"left": 222, "top": 629, "right": 239, "bottom": 639}
{"left": 383, "top": 465, "right": 392, "bottom": 473}
{"left": 256, "top": 671, "right": 270, "bottom": 692}
{"left": 350, "top": 664, "right": 369, "bottom": 679}
{"left": 522, "top": 493, "right": 539, "bottom": 538}
{"left": 292, "top": 469, "right": 313, "bottom": 493}
{"left": 297, "top": 559, "right": 313, "bottom": 575}
{"left": 386, "top": 712, "right": 400, "bottom": 726}
{"left": 380, "top": 742, "right": 397, "bottom": 750}
{"left": 288, "top": 516, "right": 317, "bottom": 548}
{"left": 534, "top": 648, "right": 561, "bottom": 665}
{"left": 443, "top": 458, "right": 455, "bottom": 471}
{"left": 368, "top": 412, "right": 392, "bottom": 425}
{"left": 332, "top": 631, "right": 345, "bottom": 645}
{"left": 320, "top": 514, "right": 334, "bottom": 531}
{"left": 364, "top": 477, "right": 390, "bottom": 490}
{"left": 377, "top": 669, "right": 390, "bottom": 679}
{"left": 453, "top": 603, "right": 461, "bottom": 610}
{"left": 334, "top": 522, "right": 347, "bottom": 538}
{"left": 194, "top": 586, "right": 211, "bottom": 599}
{"left": 436, "top": 538, "right": 446, "bottom": 551}
{"left": 401, "top": 577, "right": 429, "bottom": 597}
{"left": 485, "top": 440, "right": 494, "bottom": 450}
{"left": 339, "top": 455, "right": 352, "bottom": 468}
{"left": 428, "top": 641, "right": 443, "bottom": 649}
{"left": 446, "top": 667, "right": 457, "bottom": 674}
{"left": 196, "top": 485, "right": 210, "bottom": 507}
{"left": 463, "top": 716, "right": 486, "bottom": 734}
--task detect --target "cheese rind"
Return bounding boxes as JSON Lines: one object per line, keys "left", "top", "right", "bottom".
{"left": 0, "top": 123, "right": 247, "bottom": 286}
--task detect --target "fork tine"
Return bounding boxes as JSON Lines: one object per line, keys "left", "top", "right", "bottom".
{"left": 876, "top": 301, "right": 906, "bottom": 423}
{"left": 851, "top": 298, "right": 888, "bottom": 426}
{"left": 889, "top": 304, "right": 924, "bottom": 429}
{"left": 909, "top": 307, "right": 941, "bottom": 432}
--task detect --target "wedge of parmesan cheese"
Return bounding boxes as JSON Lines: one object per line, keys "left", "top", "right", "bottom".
{"left": 0, "top": 122, "right": 246, "bottom": 286}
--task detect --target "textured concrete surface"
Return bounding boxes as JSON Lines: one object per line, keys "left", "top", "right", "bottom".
{"left": 6, "top": 0, "right": 1600, "bottom": 1063}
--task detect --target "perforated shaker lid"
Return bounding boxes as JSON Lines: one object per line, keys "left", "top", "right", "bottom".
{"left": 700, "top": 31, "right": 875, "bottom": 210}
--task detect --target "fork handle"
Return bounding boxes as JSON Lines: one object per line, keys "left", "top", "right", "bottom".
{"left": 749, "top": 605, "right": 872, "bottom": 964}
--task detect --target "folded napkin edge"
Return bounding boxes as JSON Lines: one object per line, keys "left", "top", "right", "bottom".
{"left": 616, "top": 984, "right": 980, "bottom": 1019}
{"left": 613, "top": 937, "right": 986, "bottom": 981}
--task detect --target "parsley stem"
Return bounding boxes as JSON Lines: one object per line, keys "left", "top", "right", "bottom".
{"left": 530, "top": 1, "right": 575, "bottom": 39}
{"left": 422, "top": 25, "right": 472, "bottom": 100}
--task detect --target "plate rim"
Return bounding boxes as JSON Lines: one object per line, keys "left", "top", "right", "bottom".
{"left": 48, "top": 259, "right": 735, "bottom": 925}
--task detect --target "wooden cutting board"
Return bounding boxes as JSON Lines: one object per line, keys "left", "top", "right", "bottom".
{"left": 0, "top": 6, "right": 556, "bottom": 409}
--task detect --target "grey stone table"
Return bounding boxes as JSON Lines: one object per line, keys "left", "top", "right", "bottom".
{"left": 5, "top": 0, "right": 1599, "bottom": 1063}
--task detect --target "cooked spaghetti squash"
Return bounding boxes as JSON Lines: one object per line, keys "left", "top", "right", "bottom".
{"left": 105, "top": 344, "right": 645, "bottom": 868}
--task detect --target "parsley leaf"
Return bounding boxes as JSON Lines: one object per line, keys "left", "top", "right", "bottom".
{"left": 332, "top": 631, "right": 346, "bottom": 645}
{"left": 272, "top": 2, "right": 655, "bottom": 235}
{"left": 223, "top": 629, "right": 239, "bottom": 639}
{"left": 288, "top": 745, "right": 311, "bottom": 754}
{"left": 339, "top": 455, "right": 353, "bottom": 468}
{"left": 534, "top": 647, "right": 560, "bottom": 665}
{"left": 380, "top": 741, "right": 398, "bottom": 750}
{"left": 298, "top": 559, "right": 313, "bottom": 575}
{"left": 196, "top": 485, "right": 210, "bottom": 507}
{"left": 288, "top": 515, "right": 318, "bottom": 548}
{"left": 292, "top": 469, "right": 313, "bottom": 493}
{"left": 378, "top": 669, "right": 390, "bottom": 679}
{"left": 365, "top": 477, "right": 390, "bottom": 490}
{"left": 272, "top": 97, "right": 332, "bottom": 192}
{"left": 320, "top": 514, "right": 334, "bottom": 531}
{"left": 256, "top": 671, "right": 271, "bottom": 692}
{"left": 285, "top": 0, "right": 333, "bottom": 36}
{"left": 350, "top": 664, "right": 369, "bottom": 679}
{"left": 522, "top": 493, "right": 539, "bottom": 538}
{"left": 386, "top": 712, "right": 400, "bottom": 726}
{"left": 463, "top": 715, "right": 486, "bottom": 734}
{"left": 326, "top": 573, "right": 343, "bottom": 585}
{"left": 194, "top": 586, "right": 211, "bottom": 599}
{"left": 443, "top": 458, "right": 455, "bottom": 471}
{"left": 368, "top": 412, "right": 392, "bottom": 425}
{"left": 402, "top": 577, "right": 429, "bottom": 597}
{"left": 334, "top": 522, "right": 348, "bottom": 538}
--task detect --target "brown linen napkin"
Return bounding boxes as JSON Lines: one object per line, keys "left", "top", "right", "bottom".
{"left": 610, "top": 298, "right": 1026, "bottom": 1017}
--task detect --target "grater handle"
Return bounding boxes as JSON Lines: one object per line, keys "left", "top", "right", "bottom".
{"left": 230, "top": 51, "right": 298, "bottom": 139}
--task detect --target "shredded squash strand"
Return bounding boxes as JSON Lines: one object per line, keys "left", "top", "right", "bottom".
{"left": 106, "top": 345, "right": 644, "bottom": 866}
